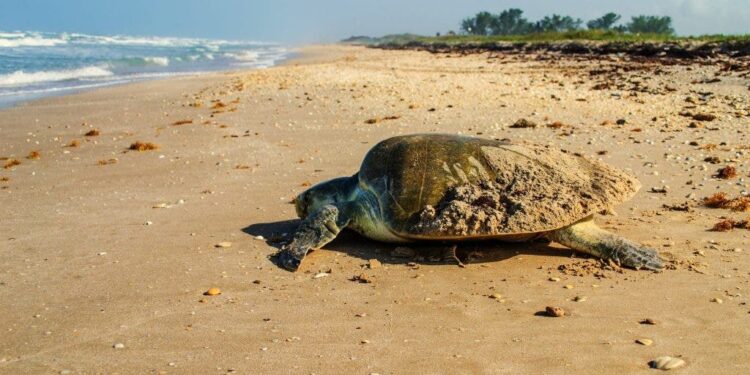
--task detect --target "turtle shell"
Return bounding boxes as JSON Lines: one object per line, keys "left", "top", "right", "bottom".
{"left": 357, "top": 134, "right": 640, "bottom": 239}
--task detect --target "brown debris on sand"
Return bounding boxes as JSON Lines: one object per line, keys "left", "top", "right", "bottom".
{"left": 510, "top": 118, "right": 537, "bottom": 128}
{"left": 128, "top": 141, "right": 160, "bottom": 151}
{"left": 662, "top": 202, "right": 694, "bottom": 212}
{"left": 692, "top": 113, "right": 717, "bottom": 122}
{"left": 26, "top": 151, "right": 41, "bottom": 160}
{"left": 714, "top": 166, "right": 737, "bottom": 179}
{"left": 85, "top": 129, "right": 100, "bottom": 137}
{"left": 98, "top": 159, "right": 118, "bottom": 166}
{"left": 3, "top": 159, "right": 21, "bottom": 169}
{"left": 66, "top": 140, "right": 80, "bottom": 148}
{"left": 712, "top": 219, "right": 735, "bottom": 232}
{"left": 364, "top": 115, "right": 401, "bottom": 124}
{"left": 711, "top": 218, "right": 749, "bottom": 231}
{"left": 703, "top": 193, "right": 750, "bottom": 211}
{"left": 172, "top": 120, "right": 193, "bottom": 126}
{"left": 704, "top": 192, "right": 730, "bottom": 208}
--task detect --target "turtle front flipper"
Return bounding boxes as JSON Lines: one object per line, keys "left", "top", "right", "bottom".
{"left": 547, "top": 217, "right": 663, "bottom": 271}
{"left": 277, "top": 205, "right": 350, "bottom": 272}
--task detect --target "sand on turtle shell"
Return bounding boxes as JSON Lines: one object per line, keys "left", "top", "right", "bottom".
{"left": 411, "top": 144, "right": 641, "bottom": 236}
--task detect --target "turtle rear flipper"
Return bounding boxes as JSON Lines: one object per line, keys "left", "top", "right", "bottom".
{"left": 277, "top": 205, "right": 350, "bottom": 271}
{"left": 547, "top": 218, "right": 663, "bottom": 271}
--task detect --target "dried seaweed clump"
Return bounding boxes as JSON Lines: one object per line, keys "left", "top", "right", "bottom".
{"left": 128, "top": 141, "right": 159, "bottom": 151}
{"left": 98, "top": 158, "right": 118, "bottom": 166}
{"left": 510, "top": 118, "right": 537, "bottom": 128}
{"left": 703, "top": 156, "right": 721, "bottom": 164}
{"left": 703, "top": 192, "right": 750, "bottom": 211}
{"left": 3, "top": 159, "right": 21, "bottom": 169}
{"left": 711, "top": 218, "right": 750, "bottom": 232}
{"left": 26, "top": 151, "right": 41, "bottom": 160}
{"left": 704, "top": 192, "right": 730, "bottom": 208}
{"left": 364, "top": 115, "right": 401, "bottom": 124}
{"left": 712, "top": 219, "right": 735, "bottom": 232}
{"left": 66, "top": 140, "right": 80, "bottom": 148}
{"left": 172, "top": 120, "right": 193, "bottom": 126}
{"left": 715, "top": 166, "right": 737, "bottom": 179}
{"left": 85, "top": 129, "right": 100, "bottom": 137}
{"left": 692, "top": 113, "right": 717, "bottom": 122}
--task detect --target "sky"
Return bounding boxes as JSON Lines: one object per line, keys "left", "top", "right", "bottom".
{"left": 1, "top": 0, "right": 748, "bottom": 43}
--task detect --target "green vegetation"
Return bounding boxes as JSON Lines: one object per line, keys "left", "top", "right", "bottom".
{"left": 341, "top": 8, "right": 750, "bottom": 47}
{"left": 626, "top": 15, "right": 674, "bottom": 35}
{"left": 586, "top": 12, "right": 622, "bottom": 31}
{"left": 459, "top": 9, "right": 675, "bottom": 36}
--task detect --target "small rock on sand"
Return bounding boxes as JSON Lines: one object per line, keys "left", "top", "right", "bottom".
{"left": 636, "top": 338, "right": 654, "bottom": 346}
{"left": 215, "top": 242, "right": 232, "bottom": 248}
{"left": 368, "top": 259, "right": 382, "bottom": 269}
{"left": 545, "top": 306, "right": 565, "bottom": 317}
{"left": 351, "top": 273, "right": 373, "bottom": 283}
{"left": 113, "top": 343, "right": 125, "bottom": 349}
{"left": 313, "top": 272, "right": 329, "bottom": 279}
{"left": 204, "top": 287, "right": 221, "bottom": 296}
{"left": 650, "top": 356, "right": 686, "bottom": 370}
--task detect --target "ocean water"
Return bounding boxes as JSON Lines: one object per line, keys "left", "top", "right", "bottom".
{"left": 0, "top": 31, "right": 289, "bottom": 108}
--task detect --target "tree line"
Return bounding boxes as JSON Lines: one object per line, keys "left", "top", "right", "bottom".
{"left": 460, "top": 9, "right": 674, "bottom": 36}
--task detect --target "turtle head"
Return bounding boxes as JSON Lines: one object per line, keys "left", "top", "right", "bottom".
{"left": 295, "top": 175, "right": 358, "bottom": 219}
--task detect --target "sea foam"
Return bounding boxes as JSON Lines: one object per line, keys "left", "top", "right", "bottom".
{"left": 0, "top": 66, "right": 113, "bottom": 87}
{"left": 0, "top": 36, "right": 67, "bottom": 48}
{"left": 143, "top": 57, "right": 170, "bottom": 66}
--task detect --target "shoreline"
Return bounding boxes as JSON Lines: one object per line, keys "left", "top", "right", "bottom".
{"left": 0, "top": 47, "right": 303, "bottom": 111}
{"left": 1, "top": 44, "right": 748, "bottom": 374}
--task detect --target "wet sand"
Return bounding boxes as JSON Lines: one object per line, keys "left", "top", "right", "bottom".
{"left": 1, "top": 45, "right": 749, "bottom": 374}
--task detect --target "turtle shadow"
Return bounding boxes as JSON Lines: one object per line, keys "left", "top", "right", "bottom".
{"left": 243, "top": 219, "right": 577, "bottom": 270}
{"left": 242, "top": 219, "right": 299, "bottom": 249}
{"left": 324, "top": 234, "right": 573, "bottom": 267}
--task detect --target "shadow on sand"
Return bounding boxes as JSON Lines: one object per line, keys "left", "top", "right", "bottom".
{"left": 243, "top": 219, "right": 576, "bottom": 270}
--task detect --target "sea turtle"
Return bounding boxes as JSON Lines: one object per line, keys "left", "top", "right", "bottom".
{"left": 277, "top": 134, "right": 662, "bottom": 271}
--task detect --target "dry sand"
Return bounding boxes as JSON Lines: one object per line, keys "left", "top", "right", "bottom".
{"left": 1, "top": 45, "right": 749, "bottom": 374}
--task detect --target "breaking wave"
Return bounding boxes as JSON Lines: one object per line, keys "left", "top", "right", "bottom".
{"left": 0, "top": 66, "right": 113, "bottom": 87}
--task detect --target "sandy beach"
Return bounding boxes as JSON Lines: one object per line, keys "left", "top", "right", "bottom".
{"left": 1, "top": 44, "right": 749, "bottom": 374}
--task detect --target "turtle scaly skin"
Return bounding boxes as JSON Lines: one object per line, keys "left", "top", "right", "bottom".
{"left": 277, "top": 134, "right": 662, "bottom": 272}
